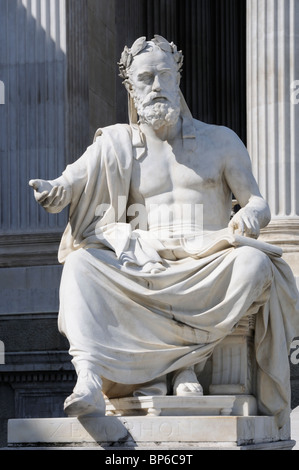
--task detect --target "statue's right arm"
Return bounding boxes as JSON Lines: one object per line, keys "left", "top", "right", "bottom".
{"left": 29, "top": 137, "right": 103, "bottom": 214}
{"left": 28, "top": 175, "right": 72, "bottom": 214}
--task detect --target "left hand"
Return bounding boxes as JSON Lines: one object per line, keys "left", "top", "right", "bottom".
{"left": 228, "top": 206, "right": 260, "bottom": 239}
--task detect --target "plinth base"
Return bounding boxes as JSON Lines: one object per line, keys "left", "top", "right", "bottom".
{"left": 6, "top": 396, "right": 294, "bottom": 450}
{"left": 7, "top": 415, "right": 294, "bottom": 450}
{"left": 105, "top": 395, "right": 236, "bottom": 416}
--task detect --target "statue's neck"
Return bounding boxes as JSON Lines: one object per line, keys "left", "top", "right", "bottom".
{"left": 140, "top": 117, "right": 182, "bottom": 143}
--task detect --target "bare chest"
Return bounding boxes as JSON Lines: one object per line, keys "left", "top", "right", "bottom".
{"left": 130, "top": 138, "right": 225, "bottom": 203}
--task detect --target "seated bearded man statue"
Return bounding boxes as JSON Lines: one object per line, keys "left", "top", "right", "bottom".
{"left": 29, "top": 35, "right": 299, "bottom": 428}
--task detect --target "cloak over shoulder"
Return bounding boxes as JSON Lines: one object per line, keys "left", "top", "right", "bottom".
{"left": 58, "top": 124, "right": 134, "bottom": 263}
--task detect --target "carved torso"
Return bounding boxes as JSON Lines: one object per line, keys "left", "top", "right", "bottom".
{"left": 129, "top": 120, "right": 233, "bottom": 233}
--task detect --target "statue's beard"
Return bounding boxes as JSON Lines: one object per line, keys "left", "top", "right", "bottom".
{"left": 133, "top": 93, "right": 181, "bottom": 130}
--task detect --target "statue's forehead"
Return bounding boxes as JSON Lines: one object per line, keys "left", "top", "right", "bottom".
{"left": 129, "top": 48, "right": 177, "bottom": 74}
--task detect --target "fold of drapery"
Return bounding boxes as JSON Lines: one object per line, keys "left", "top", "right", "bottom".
{"left": 56, "top": 123, "right": 299, "bottom": 429}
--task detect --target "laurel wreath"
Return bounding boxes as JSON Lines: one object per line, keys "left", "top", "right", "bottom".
{"left": 118, "top": 35, "right": 183, "bottom": 80}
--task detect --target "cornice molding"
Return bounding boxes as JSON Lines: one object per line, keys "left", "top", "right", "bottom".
{"left": 0, "top": 232, "right": 62, "bottom": 267}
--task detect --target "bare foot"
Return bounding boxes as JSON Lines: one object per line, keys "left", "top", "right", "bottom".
{"left": 173, "top": 368, "right": 203, "bottom": 396}
{"left": 64, "top": 369, "right": 106, "bottom": 417}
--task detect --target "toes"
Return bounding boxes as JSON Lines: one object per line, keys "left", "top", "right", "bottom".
{"left": 175, "top": 382, "right": 203, "bottom": 396}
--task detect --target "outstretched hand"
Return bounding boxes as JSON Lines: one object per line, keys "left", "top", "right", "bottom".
{"left": 29, "top": 179, "right": 68, "bottom": 212}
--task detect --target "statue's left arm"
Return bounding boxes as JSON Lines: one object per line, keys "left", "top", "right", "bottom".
{"left": 222, "top": 128, "right": 271, "bottom": 239}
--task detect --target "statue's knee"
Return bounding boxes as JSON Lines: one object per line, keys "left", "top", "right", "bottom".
{"left": 234, "top": 246, "right": 273, "bottom": 284}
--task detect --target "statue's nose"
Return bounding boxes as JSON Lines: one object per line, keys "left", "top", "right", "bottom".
{"left": 152, "top": 75, "right": 162, "bottom": 92}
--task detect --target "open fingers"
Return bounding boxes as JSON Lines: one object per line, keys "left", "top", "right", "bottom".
{"left": 41, "top": 186, "right": 62, "bottom": 208}
{"left": 241, "top": 213, "right": 259, "bottom": 238}
{"left": 230, "top": 211, "right": 260, "bottom": 238}
{"left": 35, "top": 190, "right": 50, "bottom": 204}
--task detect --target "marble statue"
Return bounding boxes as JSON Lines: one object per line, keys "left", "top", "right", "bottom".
{"left": 29, "top": 35, "right": 299, "bottom": 427}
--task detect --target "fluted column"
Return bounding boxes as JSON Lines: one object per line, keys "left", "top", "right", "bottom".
{"left": 247, "top": 0, "right": 299, "bottom": 277}
{"left": 0, "top": 0, "right": 95, "bottom": 267}
{"left": 0, "top": 0, "right": 68, "bottom": 234}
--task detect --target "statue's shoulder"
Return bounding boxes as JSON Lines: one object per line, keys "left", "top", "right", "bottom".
{"left": 93, "top": 123, "right": 132, "bottom": 142}
{"left": 192, "top": 119, "right": 244, "bottom": 149}
{"left": 192, "top": 118, "right": 237, "bottom": 139}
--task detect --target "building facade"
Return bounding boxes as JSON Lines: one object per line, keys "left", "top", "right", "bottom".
{"left": 0, "top": 0, "right": 298, "bottom": 446}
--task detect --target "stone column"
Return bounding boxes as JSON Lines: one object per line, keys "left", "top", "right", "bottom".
{"left": 246, "top": 0, "right": 299, "bottom": 278}
{"left": 0, "top": 0, "right": 69, "bottom": 267}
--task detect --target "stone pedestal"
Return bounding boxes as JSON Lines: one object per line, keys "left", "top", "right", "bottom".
{"left": 6, "top": 415, "right": 294, "bottom": 450}
{"left": 105, "top": 396, "right": 236, "bottom": 417}
{"left": 209, "top": 316, "right": 256, "bottom": 396}
{"left": 6, "top": 396, "right": 295, "bottom": 450}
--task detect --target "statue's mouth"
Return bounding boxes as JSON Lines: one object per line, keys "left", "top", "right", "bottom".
{"left": 152, "top": 96, "right": 167, "bottom": 101}
{"left": 142, "top": 93, "right": 170, "bottom": 107}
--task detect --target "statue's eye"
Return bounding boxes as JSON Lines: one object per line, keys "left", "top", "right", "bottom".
{"left": 138, "top": 73, "right": 153, "bottom": 84}
{"left": 144, "top": 75, "right": 153, "bottom": 83}
{"left": 160, "top": 70, "right": 171, "bottom": 78}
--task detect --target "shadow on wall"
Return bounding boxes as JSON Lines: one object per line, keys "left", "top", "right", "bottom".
{"left": 0, "top": 0, "right": 68, "bottom": 235}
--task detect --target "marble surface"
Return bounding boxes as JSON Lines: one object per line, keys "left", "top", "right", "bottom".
{"left": 105, "top": 395, "right": 236, "bottom": 416}
{"left": 7, "top": 415, "right": 294, "bottom": 450}
{"left": 291, "top": 406, "right": 299, "bottom": 450}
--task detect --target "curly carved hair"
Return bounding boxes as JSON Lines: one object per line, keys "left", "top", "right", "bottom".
{"left": 118, "top": 35, "right": 184, "bottom": 83}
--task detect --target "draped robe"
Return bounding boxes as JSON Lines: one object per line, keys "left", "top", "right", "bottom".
{"left": 57, "top": 123, "right": 299, "bottom": 428}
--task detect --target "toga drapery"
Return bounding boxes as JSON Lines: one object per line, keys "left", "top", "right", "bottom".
{"left": 56, "top": 123, "right": 299, "bottom": 428}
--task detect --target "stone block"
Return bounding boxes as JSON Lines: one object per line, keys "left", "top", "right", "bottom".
{"left": 210, "top": 315, "right": 256, "bottom": 395}
{"left": 105, "top": 395, "right": 236, "bottom": 417}
{"left": 291, "top": 407, "right": 299, "bottom": 450}
{"left": 7, "top": 415, "right": 295, "bottom": 450}
{"left": 0, "top": 265, "right": 62, "bottom": 315}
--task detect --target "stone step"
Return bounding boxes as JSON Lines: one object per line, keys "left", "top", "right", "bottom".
{"left": 7, "top": 415, "right": 295, "bottom": 450}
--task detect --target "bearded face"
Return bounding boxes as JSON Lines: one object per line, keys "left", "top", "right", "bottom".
{"left": 132, "top": 90, "right": 181, "bottom": 130}
{"left": 127, "top": 46, "right": 181, "bottom": 130}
